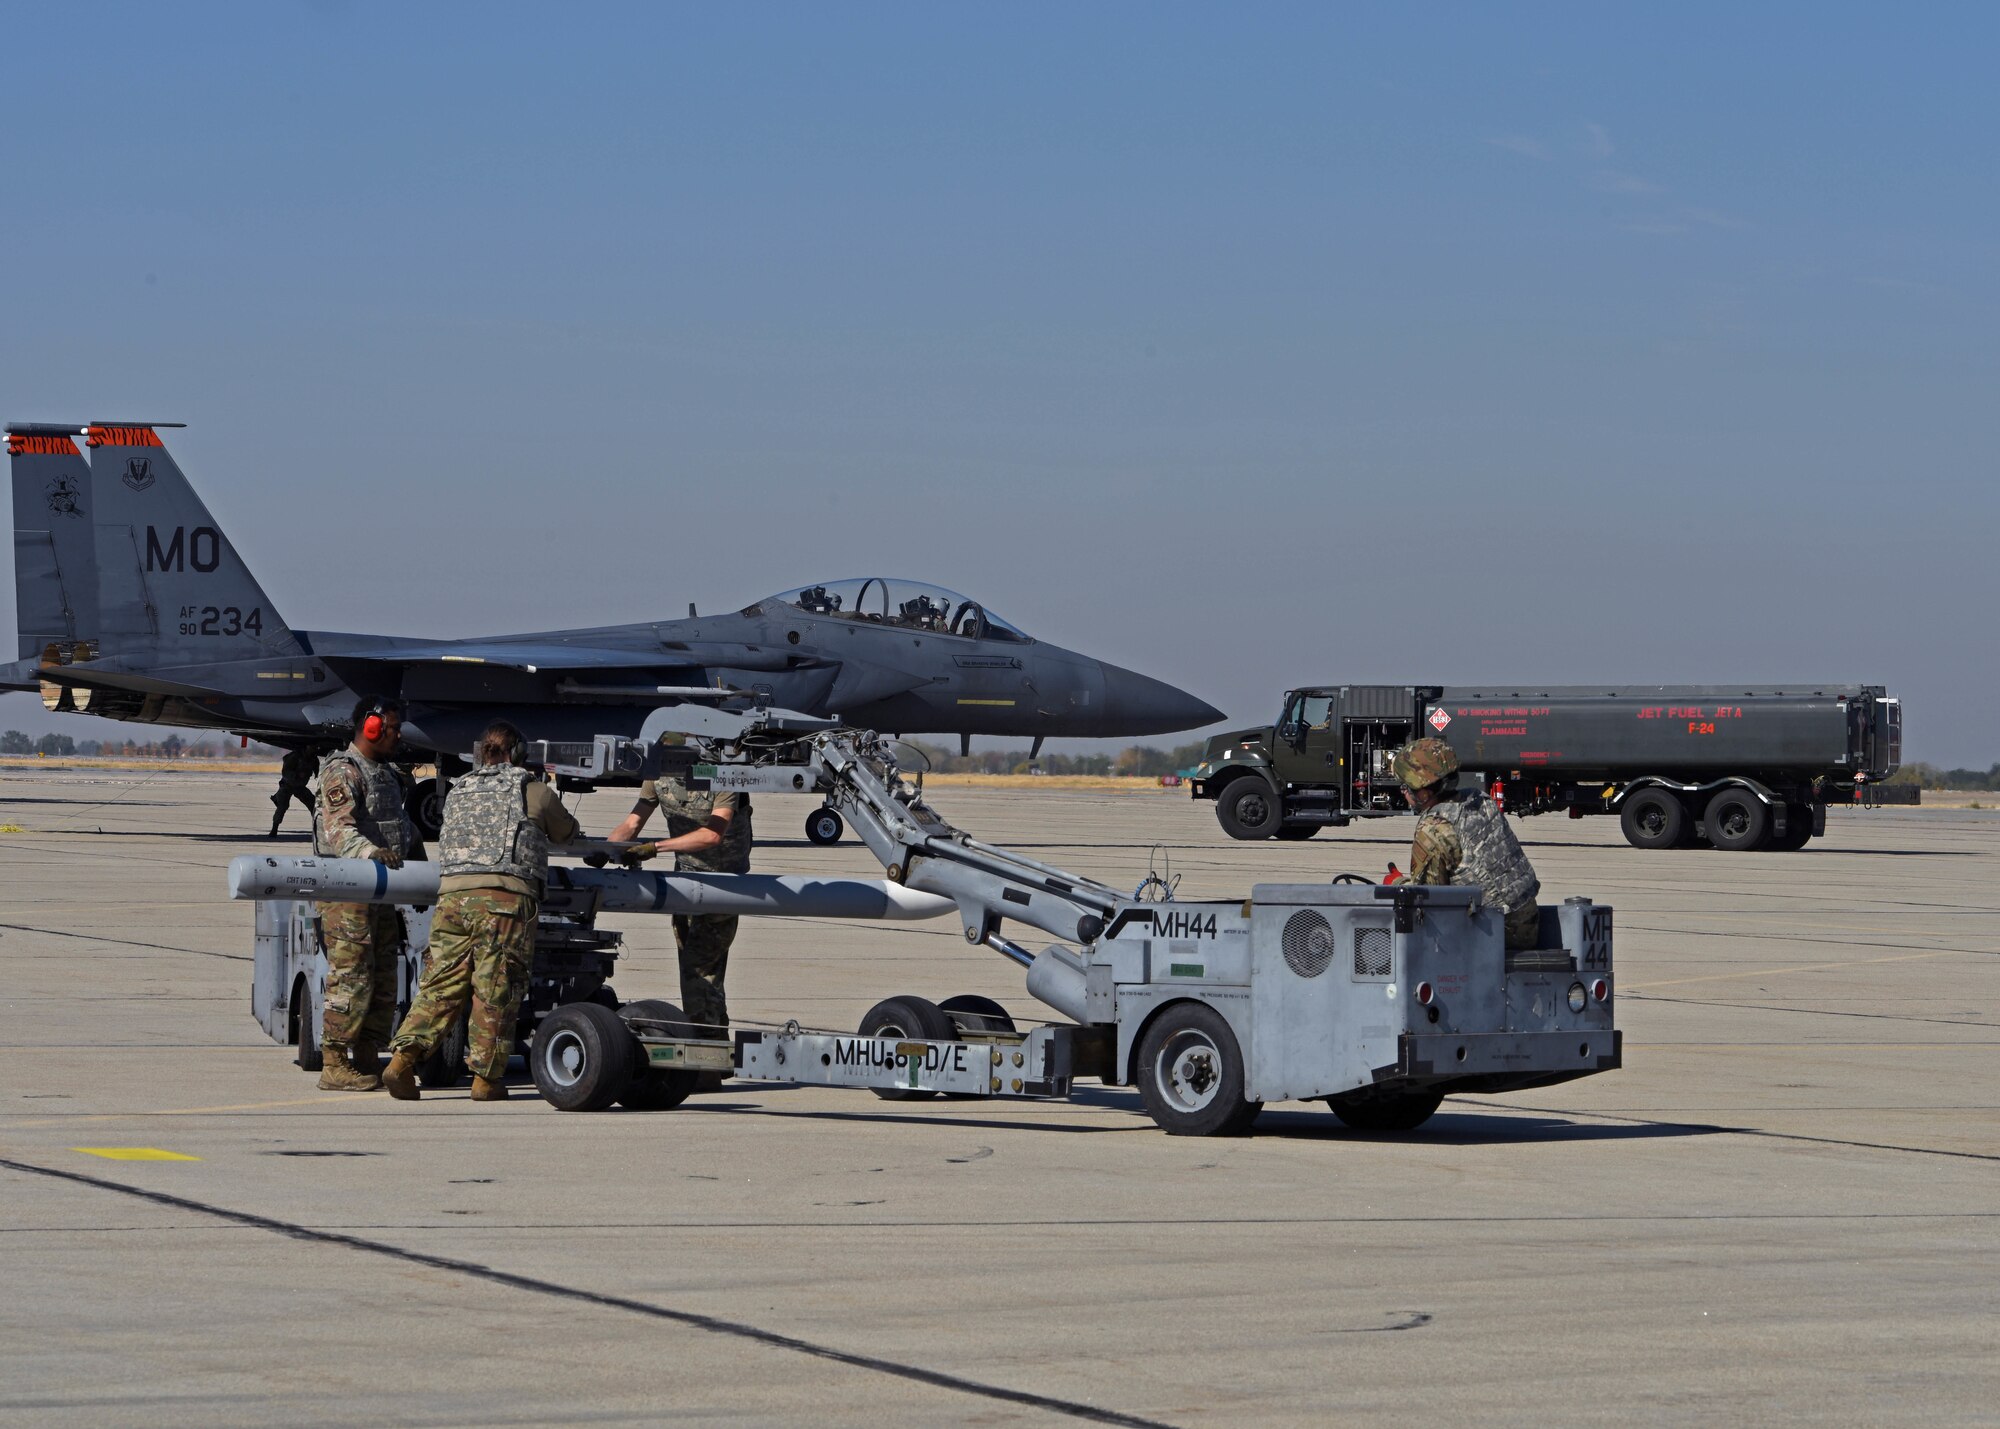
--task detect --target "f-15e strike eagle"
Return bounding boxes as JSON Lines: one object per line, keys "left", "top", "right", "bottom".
{"left": 6, "top": 422, "right": 1221, "bottom": 833}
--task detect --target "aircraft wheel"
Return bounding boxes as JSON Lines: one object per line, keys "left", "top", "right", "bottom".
{"left": 1275, "top": 823, "right": 1319, "bottom": 840}
{"left": 858, "top": 996, "right": 955, "bottom": 1101}
{"left": 531, "top": 1002, "right": 635, "bottom": 1112}
{"left": 411, "top": 778, "right": 444, "bottom": 842}
{"left": 1705, "top": 788, "right": 1770, "bottom": 851}
{"left": 1216, "top": 779, "right": 1282, "bottom": 840}
{"left": 1135, "top": 1001, "right": 1261, "bottom": 1136}
{"left": 617, "top": 999, "right": 700, "bottom": 1110}
{"left": 805, "top": 807, "right": 845, "bottom": 846}
{"left": 1326, "top": 1086, "right": 1444, "bottom": 1132}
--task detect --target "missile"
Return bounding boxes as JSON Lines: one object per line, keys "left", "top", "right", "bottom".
{"left": 226, "top": 855, "right": 955, "bottom": 922}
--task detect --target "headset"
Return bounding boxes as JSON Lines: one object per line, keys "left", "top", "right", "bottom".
{"left": 354, "top": 696, "right": 403, "bottom": 744}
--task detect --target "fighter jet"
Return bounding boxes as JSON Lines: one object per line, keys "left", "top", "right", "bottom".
{"left": 7, "top": 422, "right": 1221, "bottom": 834}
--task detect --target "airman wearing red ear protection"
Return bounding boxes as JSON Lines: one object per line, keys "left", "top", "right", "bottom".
{"left": 310, "top": 696, "right": 415, "bottom": 1091}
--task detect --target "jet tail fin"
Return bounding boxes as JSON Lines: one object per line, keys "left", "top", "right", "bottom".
{"left": 8, "top": 425, "right": 99, "bottom": 662}
{"left": 85, "top": 423, "right": 304, "bottom": 661}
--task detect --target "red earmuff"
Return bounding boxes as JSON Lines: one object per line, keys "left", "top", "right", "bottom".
{"left": 361, "top": 712, "right": 385, "bottom": 742}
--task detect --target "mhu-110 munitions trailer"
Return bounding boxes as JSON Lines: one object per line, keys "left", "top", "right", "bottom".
{"left": 235, "top": 714, "right": 1620, "bottom": 1135}
{"left": 1193, "top": 683, "right": 1906, "bottom": 851}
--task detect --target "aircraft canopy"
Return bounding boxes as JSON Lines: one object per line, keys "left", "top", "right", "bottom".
{"left": 754, "top": 579, "right": 1029, "bottom": 642}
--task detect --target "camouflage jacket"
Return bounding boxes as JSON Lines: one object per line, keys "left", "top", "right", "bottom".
{"left": 315, "top": 748, "right": 411, "bottom": 860}
{"left": 1409, "top": 788, "right": 1539, "bottom": 914}
{"left": 640, "top": 777, "right": 751, "bottom": 874}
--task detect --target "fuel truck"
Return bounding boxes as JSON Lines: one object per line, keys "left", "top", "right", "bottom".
{"left": 1190, "top": 684, "right": 1905, "bottom": 851}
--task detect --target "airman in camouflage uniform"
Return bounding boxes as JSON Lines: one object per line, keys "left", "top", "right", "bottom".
{"left": 1391, "top": 737, "right": 1542, "bottom": 950}
{"left": 383, "top": 721, "right": 582, "bottom": 1102}
{"left": 313, "top": 698, "right": 418, "bottom": 1091}
{"left": 610, "top": 766, "right": 751, "bottom": 1044}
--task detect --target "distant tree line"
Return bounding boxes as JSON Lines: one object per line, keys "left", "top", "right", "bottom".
{"left": 1887, "top": 762, "right": 2000, "bottom": 791}
{"left": 0, "top": 730, "right": 278, "bottom": 760}
{"left": 902, "top": 739, "right": 1210, "bottom": 777}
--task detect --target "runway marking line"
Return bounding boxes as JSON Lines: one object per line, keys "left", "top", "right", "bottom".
{"left": 71, "top": 1147, "right": 200, "bottom": 1162}
{"left": 1625, "top": 948, "right": 1977, "bottom": 992}
{"left": 14, "top": 1094, "right": 389, "bottom": 1130}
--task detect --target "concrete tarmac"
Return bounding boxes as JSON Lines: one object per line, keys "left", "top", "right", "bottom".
{"left": 1, "top": 769, "right": 1995, "bottom": 1426}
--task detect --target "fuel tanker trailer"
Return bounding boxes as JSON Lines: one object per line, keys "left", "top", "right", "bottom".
{"left": 1192, "top": 684, "right": 1904, "bottom": 851}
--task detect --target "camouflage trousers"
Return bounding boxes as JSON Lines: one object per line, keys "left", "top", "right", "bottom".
{"left": 391, "top": 889, "right": 536, "bottom": 1080}
{"left": 1504, "top": 898, "right": 1541, "bottom": 951}
{"left": 318, "top": 902, "right": 402, "bottom": 1051}
{"left": 672, "top": 913, "right": 738, "bottom": 1035}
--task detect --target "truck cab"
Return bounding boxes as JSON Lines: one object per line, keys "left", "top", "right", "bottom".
{"left": 1197, "top": 685, "right": 1430, "bottom": 839}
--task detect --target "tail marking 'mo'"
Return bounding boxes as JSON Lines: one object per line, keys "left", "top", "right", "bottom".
{"left": 84, "top": 423, "right": 302, "bottom": 662}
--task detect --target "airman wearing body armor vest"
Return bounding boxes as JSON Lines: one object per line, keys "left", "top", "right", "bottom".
{"left": 384, "top": 721, "right": 582, "bottom": 1103}
{"left": 608, "top": 743, "right": 752, "bottom": 1063}
{"left": 311, "top": 697, "right": 419, "bottom": 1091}
{"left": 1391, "top": 737, "right": 1543, "bottom": 950}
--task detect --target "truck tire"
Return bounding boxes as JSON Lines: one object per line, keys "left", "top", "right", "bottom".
{"left": 1216, "top": 778, "right": 1282, "bottom": 841}
{"left": 1135, "top": 1002, "right": 1261, "bottom": 1137}
{"left": 617, "top": 999, "right": 700, "bottom": 1110}
{"left": 1619, "top": 789, "right": 1686, "bottom": 850}
{"left": 805, "top": 807, "right": 844, "bottom": 846}
{"left": 1274, "top": 823, "right": 1320, "bottom": 840}
{"left": 531, "top": 1002, "right": 635, "bottom": 1111}
{"left": 937, "top": 994, "right": 1017, "bottom": 1037}
{"left": 859, "top": 996, "right": 956, "bottom": 1101}
{"left": 1705, "top": 788, "right": 1770, "bottom": 851}
{"left": 1326, "top": 1086, "right": 1445, "bottom": 1132}
{"left": 1772, "top": 804, "right": 1814, "bottom": 851}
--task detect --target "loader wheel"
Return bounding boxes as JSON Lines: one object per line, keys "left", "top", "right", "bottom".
{"left": 531, "top": 1002, "right": 635, "bottom": 1112}
{"left": 1619, "top": 789, "right": 1686, "bottom": 850}
{"left": 294, "top": 980, "right": 323, "bottom": 1073}
{"left": 1135, "top": 1002, "right": 1261, "bottom": 1137}
{"left": 938, "top": 994, "right": 1017, "bottom": 1037}
{"left": 805, "top": 807, "right": 845, "bottom": 846}
{"left": 417, "top": 1009, "right": 469, "bottom": 1089}
{"left": 616, "top": 999, "right": 700, "bottom": 1110}
{"left": 1326, "top": 1086, "right": 1445, "bottom": 1133}
{"left": 1216, "top": 779, "right": 1282, "bottom": 841}
{"left": 1705, "top": 788, "right": 1770, "bottom": 851}
{"left": 858, "top": 996, "right": 956, "bottom": 1101}
{"left": 1275, "top": 823, "right": 1320, "bottom": 840}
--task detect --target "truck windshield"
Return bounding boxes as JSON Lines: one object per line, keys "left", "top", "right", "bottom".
{"left": 753, "top": 578, "right": 1030, "bottom": 642}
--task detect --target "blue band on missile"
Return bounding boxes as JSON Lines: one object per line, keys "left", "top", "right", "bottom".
{"left": 651, "top": 873, "right": 666, "bottom": 912}
{"left": 374, "top": 862, "right": 387, "bottom": 899}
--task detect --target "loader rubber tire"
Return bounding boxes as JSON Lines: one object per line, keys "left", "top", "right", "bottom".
{"left": 294, "top": 980, "right": 323, "bottom": 1073}
{"left": 805, "top": 807, "right": 845, "bottom": 846}
{"left": 1327, "top": 1086, "right": 1445, "bottom": 1132}
{"left": 1135, "top": 1001, "right": 1261, "bottom": 1137}
{"left": 858, "top": 996, "right": 956, "bottom": 1101}
{"left": 531, "top": 1002, "right": 635, "bottom": 1112}
{"left": 617, "top": 999, "right": 700, "bottom": 1111}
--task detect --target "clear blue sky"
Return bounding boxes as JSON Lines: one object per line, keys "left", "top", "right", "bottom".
{"left": 4, "top": 3, "right": 1994, "bottom": 763}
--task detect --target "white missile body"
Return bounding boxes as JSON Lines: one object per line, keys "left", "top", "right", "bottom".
{"left": 226, "top": 855, "right": 955, "bottom": 922}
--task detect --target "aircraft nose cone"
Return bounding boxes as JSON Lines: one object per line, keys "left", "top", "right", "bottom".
{"left": 1098, "top": 664, "right": 1224, "bottom": 735}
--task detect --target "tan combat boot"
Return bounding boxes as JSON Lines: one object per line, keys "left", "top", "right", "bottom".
{"left": 317, "top": 1044, "right": 382, "bottom": 1092}
{"left": 349, "top": 1040, "right": 383, "bottom": 1078}
{"left": 469, "top": 1075, "right": 509, "bottom": 1102}
{"left": 381, "top": 1050, "right": 422, "bottom": 1101}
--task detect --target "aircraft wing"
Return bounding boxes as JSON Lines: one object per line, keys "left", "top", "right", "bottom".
{"left": 326, "top": 641, "right": 675, "bottom": 673}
